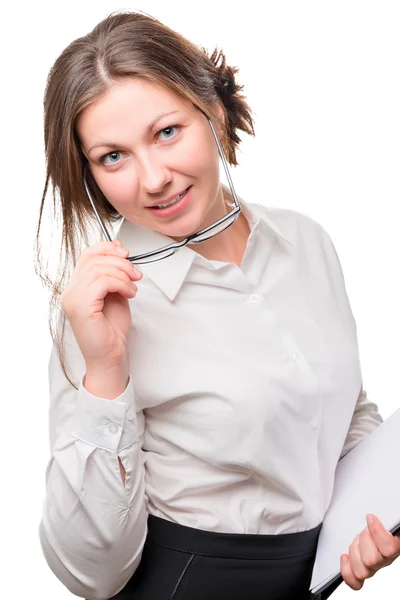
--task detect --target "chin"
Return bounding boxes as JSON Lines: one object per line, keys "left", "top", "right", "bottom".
{"left": 165, "top": 226, "right": 200, "bottom": 243}
{"left": 161, "top": 212, "right": 206, "bottom": 241}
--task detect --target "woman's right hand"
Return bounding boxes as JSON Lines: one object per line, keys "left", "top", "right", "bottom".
{"left": 60, "top": 240, "right": 143, "bottom": 372}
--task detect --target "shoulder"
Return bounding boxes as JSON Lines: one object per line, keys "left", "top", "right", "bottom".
{"left": 258, "top": 204, "right": 334, "bottom": 246}
{"left": 251, "top": 203, "right": 338, "bottom": 261}
{"left": 256, "top": 204, "right": 358, "bottom": 332}
{"left": 253, "top": 203, "right": 349, "bottom": 290}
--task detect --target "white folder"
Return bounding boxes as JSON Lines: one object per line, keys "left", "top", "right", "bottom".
{"left": 310, "top": 408, "right": 400, "bottom": 598}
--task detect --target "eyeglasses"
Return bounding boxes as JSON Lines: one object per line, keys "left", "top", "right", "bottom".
{"left": 82, "top": 111, "right": 242, "bottom": 265}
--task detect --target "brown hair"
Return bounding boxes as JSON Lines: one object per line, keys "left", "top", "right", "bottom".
{"left": 35, "top": 9, "right": 256, "bottom": 389}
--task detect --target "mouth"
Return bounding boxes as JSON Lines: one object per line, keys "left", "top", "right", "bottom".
{"left": 146, "top": 186, "right": 192, "bottom": 218}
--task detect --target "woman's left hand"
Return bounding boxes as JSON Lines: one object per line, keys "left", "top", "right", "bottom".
{"left": 340, "top": 514, "right": 400, "bottom": 590}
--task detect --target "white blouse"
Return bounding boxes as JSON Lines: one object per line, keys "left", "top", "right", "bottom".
{"left": 39, "top": 191, "right": 383, "bottom": 599}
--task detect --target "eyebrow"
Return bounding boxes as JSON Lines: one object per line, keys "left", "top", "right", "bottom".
{"left": 86, "top": 110, "right": 181, "bottom": 155}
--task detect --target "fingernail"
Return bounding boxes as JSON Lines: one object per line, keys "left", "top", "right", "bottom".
{"left": 342, "top": 555, "right": 349, "bottom": 564}
{"left": 367, "top": 515, "right": 374, "bottom": 525}
{"left": 133, "top": 266, "right": 142, "bottom": 276}
{"left": 117, "top": 246, "right": 128, "bottom": 254}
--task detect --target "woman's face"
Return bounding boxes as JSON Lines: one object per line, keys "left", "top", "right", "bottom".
{"left": 76, "top": 78, "right": 226, "bottom": 240}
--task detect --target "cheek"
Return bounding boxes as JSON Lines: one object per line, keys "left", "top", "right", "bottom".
{"left": 179, "top": 138, "right": 219, "bottom": 179}
{"left": 95, "top": 171, "right": 138, "bottom": 207}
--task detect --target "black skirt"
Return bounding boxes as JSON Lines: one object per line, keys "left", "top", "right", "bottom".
{"left": 108, "top": 513, "right": 337, "bottom": 600}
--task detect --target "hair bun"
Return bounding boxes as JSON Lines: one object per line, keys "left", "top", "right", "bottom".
{"left": 209, "top": 48, "right": 237, "bottom": 106}
{"left": 203, "top": 46, "right": 255, "bottom": 164}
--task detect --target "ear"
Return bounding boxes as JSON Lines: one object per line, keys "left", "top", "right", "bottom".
{"left": 210, "top": 101, "right": 226, "bottom": 138}
{"left": 213, "top": 101, "right": 226, "bottom": 129}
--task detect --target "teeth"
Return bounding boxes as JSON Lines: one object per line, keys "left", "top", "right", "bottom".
{"left": 155, "top": 190, "right": 186, "bottom": 209}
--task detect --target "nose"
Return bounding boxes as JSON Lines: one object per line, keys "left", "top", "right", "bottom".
{"left": 138, "top": 150, "right": 172, "bottom": 194}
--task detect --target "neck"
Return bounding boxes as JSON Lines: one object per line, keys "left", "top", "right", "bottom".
{"left": 187, "top": 185, "right": 250, "bottom": 266}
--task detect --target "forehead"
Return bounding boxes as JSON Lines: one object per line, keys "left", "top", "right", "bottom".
{"left": 76, "top": 78, "right": 192, "bottom": 138}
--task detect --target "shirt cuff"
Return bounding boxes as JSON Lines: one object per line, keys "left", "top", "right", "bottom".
{"left": 72, "top": 375, "right": 137, "bottom": 453}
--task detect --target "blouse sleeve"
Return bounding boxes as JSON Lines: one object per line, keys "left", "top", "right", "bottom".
{"left": 321, "top": 229, "right": 384, "bottom": 460}
{"left": 39, "top": 319, "right": 148, "bottom": 600}
{"left": 339, "top": 385, "right": 383, "bottom": 459}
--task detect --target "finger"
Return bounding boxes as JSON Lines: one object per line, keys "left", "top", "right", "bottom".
{"left": 91, "top": 274, "right": 137, "bottom": 302}
{"left": 81, "top": 240, "right": 129, "bottom": 259}
{"left": 79, "top": 242, "right": 143, "bottom": 281}
{"left": 340, "top": 553, "right": 364, "bottom": 591}
{"left": 348, "top": 534, "right": 372, "bottom": 582}
{"left": 358, "top": 526, "right": 385, "bottom": 572}
{"left": 89, "top": 265, "right": 138, "bottom": 291}
{"left": 367, "top": 515, "right": 400, "bottom": 560}
{"left": 82, "top": 255, "right": 142, "bottom": 281}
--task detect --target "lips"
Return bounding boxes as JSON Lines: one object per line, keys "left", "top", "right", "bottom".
{"left": 147, "top": 187, "right": 189, "bottom": 208}
{"left": 146, "top": 185, "right": 192, "bottom": 218}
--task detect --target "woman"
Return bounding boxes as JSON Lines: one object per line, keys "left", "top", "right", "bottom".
{"left": 36, "top": 10, "right": 400, "bottom": 600}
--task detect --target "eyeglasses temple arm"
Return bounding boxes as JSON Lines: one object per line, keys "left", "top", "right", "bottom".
{"left": 83, "top": 169, "right": 113, "bottom": 242}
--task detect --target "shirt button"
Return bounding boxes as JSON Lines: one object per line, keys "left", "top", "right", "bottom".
{"left": 108, "top": 423, "right": 118, "bottom": 434}
{"left": 291, "top": 353, "right": 300, "bottom": 363}
{"left": 249, "top": 294, "right": 259, "bottom": 302}
{"left": 309, "top": 418, "right": 317, "bottom": 429}
{"left": 127, "top": 408, "right": 134, "bottom": 422}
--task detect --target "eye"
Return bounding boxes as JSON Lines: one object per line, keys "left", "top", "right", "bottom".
{"left": 157, "top": 124, "right": 181, "bottom": 141}
{"left": 99, "top": 151, "right": 122, "bottom": 166}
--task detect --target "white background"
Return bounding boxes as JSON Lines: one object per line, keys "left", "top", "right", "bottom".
{"left": 1, "top": 1, "right": 399, "bottom": 597}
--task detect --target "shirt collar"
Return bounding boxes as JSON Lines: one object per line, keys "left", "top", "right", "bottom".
{"left": 117, "top": 185, "right": 293, "bottom": 301}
